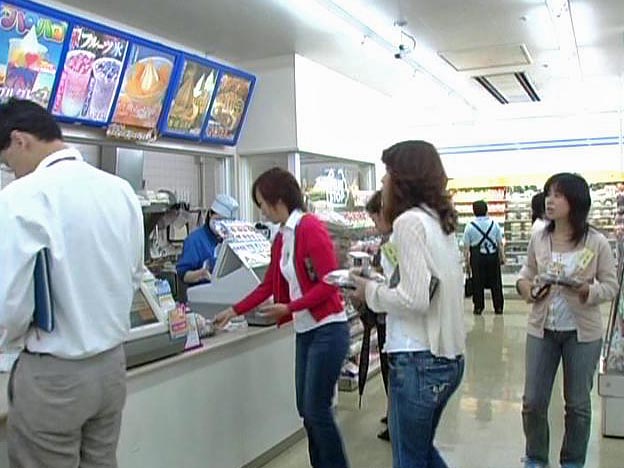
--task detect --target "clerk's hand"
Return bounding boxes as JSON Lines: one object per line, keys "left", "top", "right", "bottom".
{"left": 258, "top": 303, "right": 290, "bottom": 320}
{"left": 214, "top": 307, "right": 236, "bottom": 329}
{"left": 184, "top": 268, "right": 211, "bottom": 284}
{"left": 197, "top": 268, "right": 212, "bottom": 281}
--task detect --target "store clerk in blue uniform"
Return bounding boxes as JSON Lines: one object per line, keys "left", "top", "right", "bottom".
{"left": 177, "top": 194, "right": 239, "bottom": 285}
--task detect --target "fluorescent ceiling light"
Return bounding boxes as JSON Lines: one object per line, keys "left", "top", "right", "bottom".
{"left": 545, "top": 0, "right": 581, "bottom": 78}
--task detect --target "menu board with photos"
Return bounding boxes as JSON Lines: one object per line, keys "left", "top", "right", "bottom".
{"left": 0, "top": 2, "right": 68, "bottom": 107}
{"left": 111, "top": 44, "right": 175, "bottom": 129}
{"left": 163, "top": 58, "right": 218, "bottom": 137}
{"left": 204, "top": 72, "right": 253, "bottom": 143}
{"left": 52, "top": 25, "right": 128, "bottom": 122}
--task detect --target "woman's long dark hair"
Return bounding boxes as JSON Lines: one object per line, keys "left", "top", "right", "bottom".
{"left": 382, "top": 140, "right": 457, "bottom": 234}
{"left": 544, "top": 173, "right": 591, "bottom": 245}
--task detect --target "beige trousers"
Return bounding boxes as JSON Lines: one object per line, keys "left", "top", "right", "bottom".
{"left": 7, "top": 345, "right": 126, "bottom": 468}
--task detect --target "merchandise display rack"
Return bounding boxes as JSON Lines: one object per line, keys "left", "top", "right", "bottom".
{"left": 598, "top": 184, "right": 624, "bottom": 437}
{"left": 452, "top": 183, "right": 621, "bottom": 277}
{"left": 314, "top": 205, "right": 382, "bottom": 392}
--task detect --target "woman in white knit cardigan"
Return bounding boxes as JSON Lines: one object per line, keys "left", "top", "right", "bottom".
{"left": 351, "top": 140, "right": 466, "bottom": 468}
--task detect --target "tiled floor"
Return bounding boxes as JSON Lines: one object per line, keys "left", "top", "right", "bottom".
{"left": 261, "top": 300, "right": 624, "bottom": 468}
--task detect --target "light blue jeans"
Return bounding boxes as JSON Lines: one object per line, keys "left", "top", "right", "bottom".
{"left": 522, "top": 331, "right": 602, "bottom": 468}
{"left": 388, "top": 351, "right": 465, "bottom": 468}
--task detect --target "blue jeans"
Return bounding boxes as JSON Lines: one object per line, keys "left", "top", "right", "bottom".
{"left": 295, "top": 322, "right": 350, "bottom": 468}
{"left": 522, "top": 331, "right": 602, "bottom": 468}
{"left": 388, "top": 351, "right": 465, "bottom": 468}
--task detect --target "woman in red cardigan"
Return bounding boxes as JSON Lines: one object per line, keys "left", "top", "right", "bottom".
{"left": 215, "top": 167, "right": 350, "bottom": 468}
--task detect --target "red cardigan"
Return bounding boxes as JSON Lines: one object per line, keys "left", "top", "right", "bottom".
{"left": 233, "top": 214, "right": 344, "bottom": 326}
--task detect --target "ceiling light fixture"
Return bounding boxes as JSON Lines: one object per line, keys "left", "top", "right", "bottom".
{"left": 312, "top": 0, "right": 487, "bottom": 109}
{"left": 545, "top": 0, "right": 582, "bottom": 78}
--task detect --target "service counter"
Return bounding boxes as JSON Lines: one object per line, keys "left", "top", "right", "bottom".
{"left": 0, "top": 324, "right": 303, "bottom": 468}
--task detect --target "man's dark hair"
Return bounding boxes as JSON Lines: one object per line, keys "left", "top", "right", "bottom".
{"left": 365, "top": 190, "right": 382, "bottom": 215}
{"left": 472, "top": 200, "right": 488, "bottom": 217}
{"left": 252, "top": 167, "right": 305, "bottom": 213}
{"left": 531, "top": 192, "right": 546, "bottom": 223}
{"left": 0, "top": 98, "right": 63, "bottom": 151}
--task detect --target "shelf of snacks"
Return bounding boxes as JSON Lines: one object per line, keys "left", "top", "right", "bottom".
{"left": 452, "top": 187, "right": 507, "bottom": 252}
{"left": 503, "top": 187, "right": 539, "bottom": 272}
{"left": 598, "top": 187, "right": 624, "bottom": 437}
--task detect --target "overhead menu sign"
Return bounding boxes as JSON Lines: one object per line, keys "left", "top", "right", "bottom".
{"left": 204, "top": 73, "right": 253, "bottom": 143}
{"left": 111, "top": 44, "right": 175, "bottom": 129}
{"left": 0, "top": 2, "right": 67, "bottom": 107}
{"left": 164, "top": 58, "right": 218, "bottom": 137}
{"left": 52, "top": 25, "right": 128, "bottom": 122}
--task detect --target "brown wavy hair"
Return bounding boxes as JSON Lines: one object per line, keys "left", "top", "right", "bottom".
{"left": 381, "top": 140, "right": 457, "bottom": 234}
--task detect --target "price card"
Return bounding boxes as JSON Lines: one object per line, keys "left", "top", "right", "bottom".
{"left": 168, "top": 304, "right": 188, "bottom": 340}
{"left": 381, "top": 242, "right": 399, "bottom": 269}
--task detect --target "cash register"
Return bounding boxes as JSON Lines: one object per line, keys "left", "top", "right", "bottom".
{"left": 123, "top": 270, "right": 186, "bottom": 368}
{"left": 187, "top": 220, "right": 275, "bottom": 326}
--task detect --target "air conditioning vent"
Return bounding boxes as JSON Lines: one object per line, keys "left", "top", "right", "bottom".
{"left": 473, "top": 72, "right": 540, "bottom": 104}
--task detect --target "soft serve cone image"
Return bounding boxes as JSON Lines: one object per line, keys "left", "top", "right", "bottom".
{"left": 171, "top": 64, "right": 197, "bottom": 121}
{"left": 126, "top": 57, "right": 171, "bottom": 105}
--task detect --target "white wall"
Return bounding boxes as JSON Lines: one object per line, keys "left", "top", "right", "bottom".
{"left": 442, "top": 144, "right": 622, "bottom": 181}
{"left": 395, "top": 112, "right": 623, "bottom": 182}
{"left": 294, "top": 55, "right": 395, "bottom": 167}
{"left": 237, "top": 56, "right": 298, "bottom": 155}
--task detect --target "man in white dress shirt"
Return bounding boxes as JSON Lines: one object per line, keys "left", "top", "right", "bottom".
{"left": 0, "top": 99, "right": 144, "bottom": 467}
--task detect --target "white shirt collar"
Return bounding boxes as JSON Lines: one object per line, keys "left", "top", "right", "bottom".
{"left": 34, "top": 147, "right": 84, "bottom": 173}
{"left": 283, "top": 209, "right": 304, "bottom": 232}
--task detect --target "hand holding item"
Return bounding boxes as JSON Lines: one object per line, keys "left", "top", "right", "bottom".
{"left": 214, "top": 307, "right": 236, "bottom": 329}
{"left": 575, "top": 282, "right": 590, "bottom": 303}
{"left": 530, "top": 282, "right": 551, "bottom": 303}
{"left": 257, "top": 303, "right": 289, "bottom": 320}
{"left": 349, "top": 268, "right": 370, "bottom": 303}
{"left": 185, "top": 267, "right": 211, "bottom": 284}
{"left": 517, "top": 278, "right": 550, "bottom": 304}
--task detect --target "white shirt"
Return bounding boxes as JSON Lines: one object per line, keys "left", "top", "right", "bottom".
{"left": 531, "top": 218, "right": 547, "bottom": 235}
{"left": 0, "top": 148, "right": 144, "bottom": 358}
{"left": 545, "top": 251, "right": 578, "bottom": 331}
{"left": 279, "top": 210, "right": 347, "bottom": 333}
{"left": 366, "top": 207, "right": 466, "bottom": 358}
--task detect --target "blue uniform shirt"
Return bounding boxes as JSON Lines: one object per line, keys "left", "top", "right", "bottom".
{"left": 176, "top": 225, "right": 220, "bottom": 284}
{"left": 463, "top": 216, "right": 502, "bottom": 254}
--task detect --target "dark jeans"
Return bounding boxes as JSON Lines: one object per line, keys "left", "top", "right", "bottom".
{"left": 295, "top": 321, "right": 350, "bottom": 468}
{"left": 470, "top": 249, "right": 504, "bottom": 312}
{"left": 388, "top": 351, "right": 465, "bottom": 468}
{"left": 522, "top": 331, "right": 602, "bottom": 468}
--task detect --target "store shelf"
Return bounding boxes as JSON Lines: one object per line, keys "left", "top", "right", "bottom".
{"left": 339, "top": 358, "right": 381, "bottom": 392}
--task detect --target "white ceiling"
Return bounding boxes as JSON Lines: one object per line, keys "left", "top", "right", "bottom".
{"left": 54, "top": 0, "right": 624, "bottom": 119}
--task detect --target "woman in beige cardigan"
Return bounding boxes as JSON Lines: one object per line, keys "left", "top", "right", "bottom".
{"left": 516, "top": 173, "right": 618, "bottom": 468}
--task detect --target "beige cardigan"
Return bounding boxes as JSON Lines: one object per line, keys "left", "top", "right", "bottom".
{"left": 518, "top": 227, "right": 618, "bottom": 342}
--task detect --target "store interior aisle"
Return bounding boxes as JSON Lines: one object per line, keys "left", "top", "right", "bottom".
{"left": 261, "top": 300, "right": 624, "bottom": 468}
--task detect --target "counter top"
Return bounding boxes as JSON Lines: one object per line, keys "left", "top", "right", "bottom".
{"left": 0, "top": 324, "right": 289, "bottom": 423}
